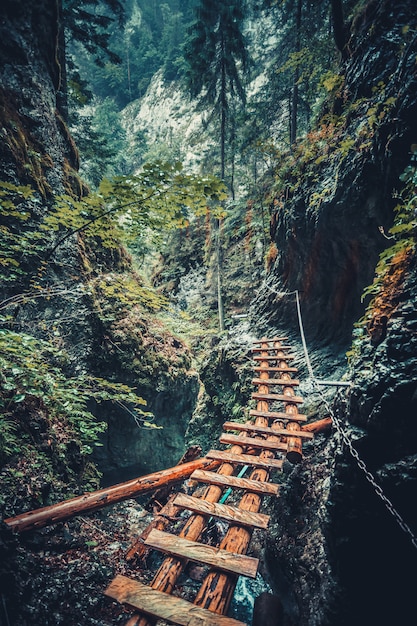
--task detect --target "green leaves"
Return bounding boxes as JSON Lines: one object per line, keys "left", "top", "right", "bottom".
{"left": 39, "top": 161, "right": 226, "bottom": 257}
{"left": 0, "top": 327, "right": 152, "bottom": 460}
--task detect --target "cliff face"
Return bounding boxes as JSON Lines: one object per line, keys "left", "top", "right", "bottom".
{"left": 0, "top": 0, "right": 199, "bottom": 502}
{"left": 255, "top": 2, "right": 417, "bottom": 625}
{"left": 252, "top": 1, "right": 417, "bottom": 346}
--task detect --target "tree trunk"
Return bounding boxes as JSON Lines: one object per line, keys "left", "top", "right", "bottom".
{"left": 217, "top": 216, "right": 225, "bottom": 332}
{"left": 331, "top": 0, "right": 348, "bottom": 59}
{"left": 4, "top": 457, "right": 218, "bottom": 533}
{"left": 216, "top": 39, "right": 227, "bottom": 333}
{"left": 290, "top": 0, "right": 302, "bottom": 145}
{"left": 56, "top": 0, "right": 68, "bottom": 120}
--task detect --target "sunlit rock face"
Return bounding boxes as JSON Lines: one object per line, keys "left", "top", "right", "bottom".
{"left": 253, "top": 2, "right": 417, "bottom": 625}
{"left": 251, "top": 3, "right": 417, "bottom": 346}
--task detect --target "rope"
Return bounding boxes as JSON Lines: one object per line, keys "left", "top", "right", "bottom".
{"left": 295, "top": 290, "right": 314, "bottom": 379}
{"left": 262, "top": 281, "right": 417, "bottom": 550}
{"left": 262, "top": 281, "right": 350, "bottom": 387}
{"left": 219, "top": 465, "right": 249, "bottom": 505}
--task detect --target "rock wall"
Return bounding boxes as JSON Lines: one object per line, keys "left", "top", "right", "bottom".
{"left": 253, "top": 2, "right": 417, "bottom": 624}
{"left": 0, "top": 0, "right": 199, "bottom": 493}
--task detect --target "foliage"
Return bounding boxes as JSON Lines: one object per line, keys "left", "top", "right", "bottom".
{"left": 183, "top": 0, "right": 249, "bottom": 180}
{"left": 347, "top": 148, "right": 417, "bottom": 359}
{"left": 68, "top": 0, "right": 197, "bottom": 108}
{"left": 0, "top": 327, "right": 151, "bottom": 464}
{"left": 0, "top": 162, "right": 226, "bottom": 289}
{"left": 91, "top": 272, "right": 169, "bottom": 323}
{"left": 41, "top": 161, "right": 226, "bottom": 259}
{"left": 69, "top": 98, "right": 131, "bottom": 188}
{"left": 63, "top": 0, "right": 125, "bottom": 67}
{"left": 0, "top": 181, "right": 44, "bottom": 282}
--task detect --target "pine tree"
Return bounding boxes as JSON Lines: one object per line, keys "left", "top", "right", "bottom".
{"left": 184, "top": 1, "right": 249, "bottom": 331}
{"left": 184, "top": 0, "right": 249, "bottom": 182}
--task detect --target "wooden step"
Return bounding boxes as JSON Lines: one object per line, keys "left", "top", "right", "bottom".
{"left": 252, "top": 378, "right": 300, "bottom": 386}
{"left": 105, "top": 575, "right": 246, "bottom": 626}
{"left": 144, "top": 528, "right": 259, "bottom": 578}
{"left": 251, "top": 346, "right": 292, "bottom": 353}
{"left": 252, "top": 337, "right": 288, "bottom": 344}
{"left": 173, "top": 493, "right": 270, "bottom": 529}
{"left": 206, "top": 450, "right": 284, "bottom": 471}
{"left": 220, "top": 433, "right": 288, "bottom": 452}
{"left": 249, "top": 409, "right": 307, "bottom": 422}
{"left": 223, "top": 421, "right": 313, "bottom": 440}
{"left": 253, "top": 366, "right": 298, "bottom": 373}
{"left": 252, "top": 392, "right": 303, "bottom": 404}
{"left": 253, "top": 355, "right": 295, "bottom": 361}
{"left": 191, "top": 468, "right": 280, "bottom": 496}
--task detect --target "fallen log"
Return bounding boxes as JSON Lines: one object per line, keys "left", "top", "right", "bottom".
{"left": 301, "top": 417, "right": 332, "bottom": 434}
{"left": 3, "top": 457, "right": 219, "bottom": 533}
{"left": 125, "top": 494, "right": 180, "bottom": 563}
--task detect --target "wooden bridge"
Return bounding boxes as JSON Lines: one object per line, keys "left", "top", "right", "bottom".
{"left": 105, "top": 336, "right": 314, "bottom": 625}
{"left": 4, "top": 337, "right": 331, "bottom": 625}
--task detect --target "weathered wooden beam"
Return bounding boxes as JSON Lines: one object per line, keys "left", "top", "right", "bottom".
{"left": 219, "top": 433, "right": 288, "bottom": 453}
{"left": 173, "top": 493, "right": 270, "bottom": 529}
{"left": 126, "top": 447, "right": 202, "bottom": 563}
{"left": 252, "top": 377, "right": 300, "bottom": 386}
{"left": 301, "top": 417, "right": 332, "bottom": 433}
{"left": 249, "top": 409, "right": 307, "bottom": 422}
{"left": 105, "top": 575, "right": 247, "bottom": 626}
{"left": 253, "top": 366, "right": 298, "bottom": 373}
{"left": 206, "top": 450, "right": 284, "bottom": 470}
{"left": 251, "top": 392, "right": 303, "bottom": 404}
{"left": 223, "top": 421, "right": 313, "bottom": 440}
{"left": 252, "top": 337, "right": 288, "bottom": 344}
{"left": 126, "top": 438, "right": 251, "bottom": 626}
{"left": 125, "top": 494, "right": 179, "bottom": 563}
{"left": 144, "top": 529, "right": 259, "bottom": 578}
{"left": 3, "top": 457, "right": 219, "bottom": 533}
{"left": 253, "top": 355, "right": 295, "bottom": 361}
{"left": 193, "top": 365, "right": 285, "bottom": 616}
{"left": 190, "top": 469, "right": 280, "bottom": 496}
{"left": 251, "top": 346, "right": 292, "bottom": 352}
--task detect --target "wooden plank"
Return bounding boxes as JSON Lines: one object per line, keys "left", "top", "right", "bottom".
{"left": 144, "top": 529, "right": 259, "bottom": 578}
{"left": 253, "top": 366, "right": 298, "bottom": 373}
{"left": 251, "top": 346, "right": 292, "bottom": 353}
{"left": 223, "top": 421, "right": 313, "bottom": 440}
{"left": 249, "top": 409, "right": 307, "bottom": 422}
{"left": 252, "top": 337, "right": 288, "bottom": 344}
{"left": 220, "top": 434, "right": 288, "bottom": 452}
{"left": 105, "top": 575, "right": 247, "bottom": 626}
{"left": 252, "top": 378, "right": 300, "bottom": 386}
{"left": 126, "top": 448, "right": 201, "bottom": 562}
{"left": 206, "top": 450, "right": 284, "bottom": 470}
{"left": 190, "top": 469, "right": 280, "bottom": 495}
{"left": 253, "top": 355, "right": 295, "bottom": 361}
{"left": 4, "top": 457, "right": 219, "bottom": 533}
{"left": 173, "top": 494, "right": 270, "bottom": 529}
{"left": 125, "top": 439, "right": 254, "bottom": 626}
{"left": 251, "top": 392, "right": 303, "bottom": 404}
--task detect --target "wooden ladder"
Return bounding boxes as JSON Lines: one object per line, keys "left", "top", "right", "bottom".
{"left": 105, "top": 337, "right": 311, "bottom": 625}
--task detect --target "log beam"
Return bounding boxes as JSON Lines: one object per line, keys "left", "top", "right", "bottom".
{"left": 3, "top": 457, "right": 219, "bottom": 533}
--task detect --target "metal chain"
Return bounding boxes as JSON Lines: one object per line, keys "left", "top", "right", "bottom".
{"left": 276, "top": 286, "right": 417, "bottom": 550}
{"left": 262, "top": 281, "right": 417, "bottom": 549}
{"left": 313, "top": 380, "right": 417, "bottom": 551}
